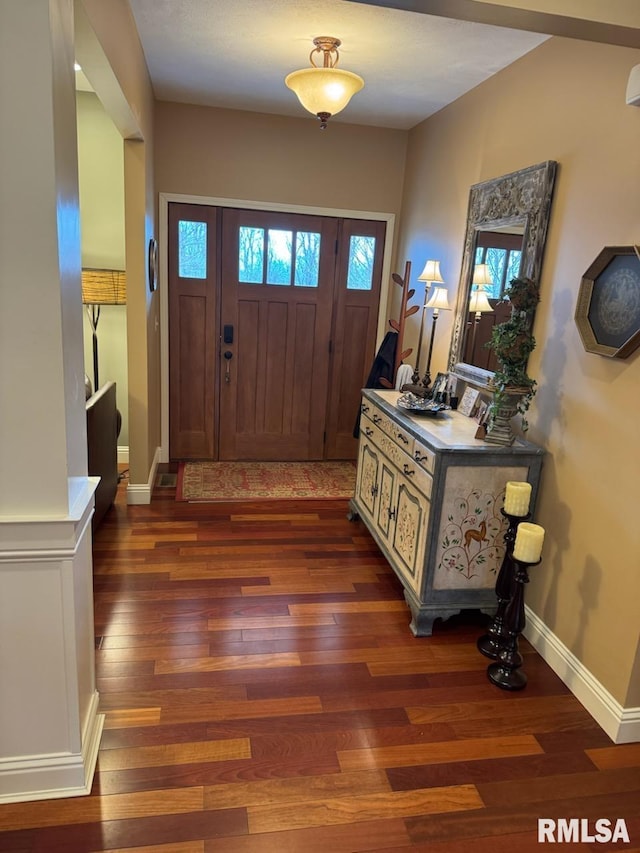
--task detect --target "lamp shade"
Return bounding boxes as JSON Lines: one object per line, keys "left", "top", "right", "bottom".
{"left": 425, "top": 285, "right": 450, "bottom": 312}
{"left": 469, "top": 288, "right": 493, "bottom": 314}
{"left": 472, "top": 263, "right": 493, "bottom": 289}
{"left": 285, "top": 67, "right": 364, "bottom": 117}
{"left": 417, "top": 260, "right": 444, "bottom": 284}
{"left": 81, "top": 269, "right": 126, "bottom": 305}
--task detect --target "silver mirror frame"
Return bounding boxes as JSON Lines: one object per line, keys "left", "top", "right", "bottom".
{"left": 448, "top": 160, "right": 558, "bottom": 388}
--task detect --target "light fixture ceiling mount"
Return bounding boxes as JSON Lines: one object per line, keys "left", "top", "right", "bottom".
{"left": 285, "top": 36, "right": 364, "bottom": 129}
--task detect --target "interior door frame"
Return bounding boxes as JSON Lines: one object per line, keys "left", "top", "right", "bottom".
{"left": 158, "top": 192, "right": 396, "bottom": 464}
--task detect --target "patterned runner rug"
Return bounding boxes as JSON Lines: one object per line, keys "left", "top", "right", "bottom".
{"left": 176, "top": 460, "right": 357, "bottom": 502}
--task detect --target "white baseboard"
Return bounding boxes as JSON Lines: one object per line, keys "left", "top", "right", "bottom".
{"left": 126, "top": 446, "right": 161, "bottom": 505}
{"left": 117, "top": 445, "right": 129, "bottom": 464}
{"left": 0, "top": 696, "right": 104, "bottom": 804}
{"left": 524, "top": 605, "right": 640, "bottom": 744}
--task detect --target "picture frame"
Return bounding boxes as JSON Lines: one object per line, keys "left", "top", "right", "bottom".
{"left": 474, "top": 400, "right": 489, "bottom": 424}
{"left": 430, "top": 372, "right": 448, "bottom": 401}
{"left": 575, "top": 246, "right": 640, "bottom": 358}
{"left": 458, "top": 386, "right": 479, "bottom": 417}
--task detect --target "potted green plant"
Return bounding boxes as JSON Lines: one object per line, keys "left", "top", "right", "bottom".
{"left": 485, "top": 276, "right": 540, "bottom": 445}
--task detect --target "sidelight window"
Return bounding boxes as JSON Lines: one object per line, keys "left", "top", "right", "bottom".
{"left": 178, "top": 220, "right": 207, "bottom": 279}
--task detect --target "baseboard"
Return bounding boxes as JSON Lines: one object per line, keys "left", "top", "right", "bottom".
{"left": 117, "top": 445, "right": 129, "bottom": 464}
{"left": 0, "top": 694, "right": 104, "bottom": 804}
{"left": 126, "top": 446, "right": 161, "bottom": 505}
{"left": 524, "top": 606, "right": 640, "bottom": 744}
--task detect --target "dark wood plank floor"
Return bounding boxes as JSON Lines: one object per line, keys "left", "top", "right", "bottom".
{"left": 1, "top": 475, "right": 639, "bottom": 852}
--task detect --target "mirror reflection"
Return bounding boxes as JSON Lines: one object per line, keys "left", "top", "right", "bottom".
{"left": 461, "top": 225, "right": 524, "bottom": 370}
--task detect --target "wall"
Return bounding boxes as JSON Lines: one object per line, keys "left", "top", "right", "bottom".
{"left": 397, "top": 36, "right": 640, "bottom": 709}
{"left": 154, "top": 102, "right": 407, "bottom": 228}
{"left": 76, "top": 91, "right": 129, "bottom": 445}
{"left": 79, "top": 0, "right": 157, "bottom": 487}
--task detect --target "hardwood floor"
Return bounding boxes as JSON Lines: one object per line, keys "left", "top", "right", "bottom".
{"left": 1, "top": 477, "right": 639, "bottom": 851}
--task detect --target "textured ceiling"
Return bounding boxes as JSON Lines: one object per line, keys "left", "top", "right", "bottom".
{"left": 126, "top": 0, "right": 550, "bottom": 129}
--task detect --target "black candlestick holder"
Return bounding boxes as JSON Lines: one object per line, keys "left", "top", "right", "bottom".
{"left": 487, "top": 553, "right": 541, "bottom": 691}
{"left": 477, "top": 508, "right": 529, "bottom": 660}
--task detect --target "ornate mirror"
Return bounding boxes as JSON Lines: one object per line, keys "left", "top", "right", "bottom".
{"left": 448, "top": 161, "right": 557, "bottom": 387}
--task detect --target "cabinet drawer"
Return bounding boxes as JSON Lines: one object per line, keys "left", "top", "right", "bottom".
{"left": 360, "top": 417, "right": 432, "bottom": 499}
{"left": 396, "top": 454, "right": 433, "bottom": 501}
{"left": 412, "top": 439, "right": 436, "bottom": 475}
{"left": 365, "top": 403, "right": 415, "bottom": 456}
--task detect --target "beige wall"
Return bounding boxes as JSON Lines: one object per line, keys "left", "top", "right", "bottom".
{"left": 154, "top": 102, "right": 407, "bottom": 223}
{"left": 79, "top": 0, "right": 157, "bottom": 483}
{"left": 398, "top": 36, "right": 640, "bottom": 706}
{"left": 76, "top": 92, "right": 129, "bottom": 444}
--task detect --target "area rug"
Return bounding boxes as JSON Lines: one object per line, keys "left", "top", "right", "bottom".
{"left": 176, "top": 460, "right": 357, "bottom": 502}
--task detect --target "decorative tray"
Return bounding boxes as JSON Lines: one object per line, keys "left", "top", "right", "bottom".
{"left": 396, "top": 393, "right": 449, "bottom": 416}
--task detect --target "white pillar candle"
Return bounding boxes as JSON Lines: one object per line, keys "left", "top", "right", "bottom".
{"left": 513, "top": 522, "right": 545, "bottom": 563}
{"left": 504, "top": 481, "right": 532, "bottom": 516}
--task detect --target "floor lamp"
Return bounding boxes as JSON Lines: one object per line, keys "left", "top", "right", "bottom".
{"left": 413, "top": 260, "right": 444, "bottom": 383}
{"left": 81, "top": 268, "right": 126, "bottom": 391}
{"left": 468, "top": 287, "right": 494, "bottom": 362}
{"left": 422, "top": 285, "right": 451, "bottom": 391}
{"left": 468, "top": 263, "right": 494, "bottom": 364}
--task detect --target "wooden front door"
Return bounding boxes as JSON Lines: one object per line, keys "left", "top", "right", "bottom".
{"left": 219, "top": 209, "right": 337, "bottom": 460}
{"left": 168, "top": 203, "right": 385, "bottom": 462}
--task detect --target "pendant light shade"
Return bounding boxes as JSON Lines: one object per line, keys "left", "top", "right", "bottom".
{"left": 285, "top": 37, "right": 364, "bottom": 129}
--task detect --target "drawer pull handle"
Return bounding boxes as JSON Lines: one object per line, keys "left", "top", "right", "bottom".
{"left": 397, "top": 433, "right": 409, "bottom": 445}
{"left": 361, "top": 404, "right": 370, "bottom": 414}
{"left": 371, "top": 484, "right": 379, "bottom": 497}
{"left": 414, "top": 452, "right": 430, "bottom": 463}
{"left": 388, "top": 508, "right": 396, "bottom": 520}
{"left": 364, "top": 427, "right": 373, "bottom": 437}
{"left": 403, "top": 464, "right": 416, "bottom": 477}
{"left": 373, "top": 414, "right": 382, "bottom": 424}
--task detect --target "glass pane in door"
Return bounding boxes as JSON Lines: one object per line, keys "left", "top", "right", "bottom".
{"left": 178, "top": 220, "right": 207, "bottom": 279}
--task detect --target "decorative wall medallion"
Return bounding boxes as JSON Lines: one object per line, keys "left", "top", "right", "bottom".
{"left": 575, "top": 246, "right": 640, "bottom": 358}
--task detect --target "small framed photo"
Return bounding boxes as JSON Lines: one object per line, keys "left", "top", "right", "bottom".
{"left": 430, "top": 372, "right": 448, "bottom": 401}
{"left": 474, "top": 400, "right": 489, "bottom": 424}
{"left": 458, "top": 387, "right": 479, "bottom": 417}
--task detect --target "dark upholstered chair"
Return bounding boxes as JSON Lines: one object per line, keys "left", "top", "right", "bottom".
{"left": 86, "top": 381, "right": 120, "bottom": 529}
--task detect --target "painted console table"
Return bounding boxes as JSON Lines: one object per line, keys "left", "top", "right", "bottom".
{"left": 348, "top": 389, "right": 544, "bottom": 636}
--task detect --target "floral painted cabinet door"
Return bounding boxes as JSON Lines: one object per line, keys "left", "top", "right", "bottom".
{"left": 391, "top": 482, "right": 430, "bottom": 594}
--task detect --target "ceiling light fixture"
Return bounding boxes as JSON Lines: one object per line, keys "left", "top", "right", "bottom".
{"left": 285, "top": 37, "right": 364, "bottom": 130}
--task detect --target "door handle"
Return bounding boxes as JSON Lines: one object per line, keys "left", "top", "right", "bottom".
{"left": 223, "top": 349, "right": 233, "bottom": 383}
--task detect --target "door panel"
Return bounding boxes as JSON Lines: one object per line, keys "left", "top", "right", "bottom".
{"left": 219, "top": 209, "right": 337, "bottom": 461}
{"left": 325, "top": 219, "right": 386, "bottom": 459}
{"left": 168, "top": 204, "right": 385, "bottom": 462}
{"left": 168, "top": 203, "right": 217, "bottom": 459}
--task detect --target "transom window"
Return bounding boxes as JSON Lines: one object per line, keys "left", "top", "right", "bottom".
{"left": 238, "top": 226, "right": 321, "bottom": 287}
